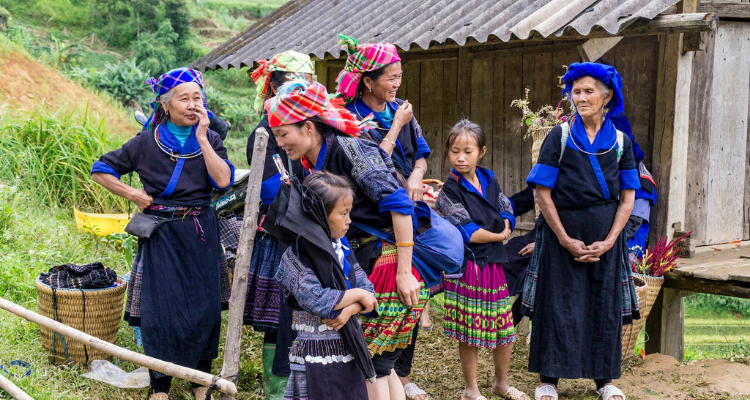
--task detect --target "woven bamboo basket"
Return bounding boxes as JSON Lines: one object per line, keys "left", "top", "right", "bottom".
{"left": 621, "top": 273, "right": 665, "bottom": 361}
{"left": 36, "top": 276, "right": 127, "bottom": 367}
{"left": 530, "top": 126, "right": 554, "bottom": 217}
{"left": 530, "top": 126, "right": 554, "bottom": 165}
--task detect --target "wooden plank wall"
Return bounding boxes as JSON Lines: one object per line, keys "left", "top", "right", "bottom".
{"left": 317, "top": 36, "right": 661, "bottom": 225}
{"left": 685, "top": 22, "right": 750, "bottom": 245}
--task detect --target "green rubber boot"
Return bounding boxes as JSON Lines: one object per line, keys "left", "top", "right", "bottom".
{"left": 262, "top": 343, "right": 288, "bottom": 400}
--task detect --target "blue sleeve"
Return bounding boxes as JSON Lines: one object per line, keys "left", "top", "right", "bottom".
{"left": 208, "top": 159, "right": 235, "bottom": 190}
{"left": 93, "top": 133, "right": 142, "bottom": 177}
{"left": 260, "top": 172, "right": 282, "bottom": 206}
{"left": 459, "top": 222, "right": 481, "bottom": 244}
{"left": 526, "top": 164, "right": 559, "bottom": 189}
{"left": 415, "top": 135, "right": 431, "bottom": 160}
{"left": 500, "top": 211, "right": 516, "bottom": 232}
{"left": 91, "top": 161, "right": 121, "bottom": 179}
{"left": 378, "top": 187, "right": 413, "bottom": 216}
{"left": 619, "top": 169, "right": 640, "bottom": 191}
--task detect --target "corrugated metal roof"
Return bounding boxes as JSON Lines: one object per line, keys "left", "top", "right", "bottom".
{"left": 192, "top": 0, "right": 681, "bottom": 71}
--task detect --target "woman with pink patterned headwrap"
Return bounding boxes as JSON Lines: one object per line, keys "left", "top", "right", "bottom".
{"left": 336, "top": 34, "right": 435, "bottom": 400}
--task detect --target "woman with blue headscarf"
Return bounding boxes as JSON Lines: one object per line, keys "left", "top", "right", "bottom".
{"left": 523, "top": 63, "right": 641, "bottom": 400}
{"left": 91, "top": 68, "right": 234, "bottom": 400}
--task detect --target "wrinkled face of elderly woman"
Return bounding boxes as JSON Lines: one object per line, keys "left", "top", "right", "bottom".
{"left": 571, "top": 76, "right": 613, "bottom": 121}
{"left": 161, "top": 82, "right": 204, "bottom": 127}
{"left": 272, "top": 120, "right": 316, "bottom": 161}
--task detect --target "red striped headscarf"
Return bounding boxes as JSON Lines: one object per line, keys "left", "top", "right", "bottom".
{"left": 334, "top": 34, "right": 401, "bottom": 103}
{"left": 264, "top": 81, "right": 374, "bottom": 137}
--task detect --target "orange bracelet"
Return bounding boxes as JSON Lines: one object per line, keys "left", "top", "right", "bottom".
{"left": 395, "top": 241, "right": 414, "bottom": 247}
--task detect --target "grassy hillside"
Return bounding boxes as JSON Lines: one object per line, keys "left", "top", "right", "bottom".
{"left": 0, "top": 39, "right": 138, "bottom": 137}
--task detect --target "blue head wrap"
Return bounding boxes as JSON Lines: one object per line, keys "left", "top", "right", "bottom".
{"left": 562, "top": 62, "right": 625, "bottom": 118}
{"left": 143, "top": 67, "right": 214, "bottom": 130}
{"left": 562, "top": 62, "right": 645, "bottom": 162}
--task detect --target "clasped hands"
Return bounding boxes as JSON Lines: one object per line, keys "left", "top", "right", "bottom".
{"left": 562, "top": 237, "right": 614, "bottom": 263}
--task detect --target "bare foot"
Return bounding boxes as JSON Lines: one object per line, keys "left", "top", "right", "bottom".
{"left": 461, "top": 388, "right": 483, "bottom": 400}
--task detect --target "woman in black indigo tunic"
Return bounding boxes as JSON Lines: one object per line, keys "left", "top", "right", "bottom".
{"left": 91, "top": 68, "right": 234, "bottom": 400}
{"left": 523, "top": 63, "right": 640, "bottom": 400}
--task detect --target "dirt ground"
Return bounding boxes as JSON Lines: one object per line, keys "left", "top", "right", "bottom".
{"left": 408, "top": 311, "right": 750, "bottom": 400}
{"left": 0, "top": 42, "right": 137, "bottom": 137}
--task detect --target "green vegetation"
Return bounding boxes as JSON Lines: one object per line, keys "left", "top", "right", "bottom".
{"left": 0, "top": 106, "right": 131, "bottom": 213}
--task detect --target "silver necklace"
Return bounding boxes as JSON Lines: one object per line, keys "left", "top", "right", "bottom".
{"left": 153, "top": 123, "right": 203, "bottom": 162}
{"left": 568, "top": 120, "right": 617, "bottom": 156}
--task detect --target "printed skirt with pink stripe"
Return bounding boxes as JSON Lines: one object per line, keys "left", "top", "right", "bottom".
{"left": 443, "top": 261, "right": 516, "bottom": 349}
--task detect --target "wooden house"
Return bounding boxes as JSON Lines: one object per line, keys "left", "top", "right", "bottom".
{"left": 194, "top": 0, "right": 750, "bottom": 360}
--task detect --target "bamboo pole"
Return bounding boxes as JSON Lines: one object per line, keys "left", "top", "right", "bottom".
{"left": 218, "top": 127, "right": 269, "bottom": 400}
{"left": 0, "top": 372, "right": 33, "bottom": 400}
{"left": 0, "top": 298, "right": 237, "bottom": 396}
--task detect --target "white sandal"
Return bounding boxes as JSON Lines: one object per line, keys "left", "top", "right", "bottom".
{"left": 534, "top": 384, "right": 558, "bottom": 400}
{"left": 598, "top": 384, "right": 625, "bottom": 400}
{"left": 404, "top": 382, "right": 431, "bottom": 400}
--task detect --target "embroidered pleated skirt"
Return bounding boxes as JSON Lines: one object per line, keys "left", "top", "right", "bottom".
{"left": 243, "top": 232, "right": 283, "bottom": 331}
{"left": 359, "top": 242, "right": 430, "bottom": 355}
{"left": 284, "top": 311, "right": 367, "bottom": 400}
{"left": 443, "top": 261, "right": 516, "bottom": 349}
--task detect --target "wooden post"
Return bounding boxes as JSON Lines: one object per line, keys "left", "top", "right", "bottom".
{"left": 650, "top": 0, "right": 698, "bottom": 244}
{"left": 218, "top": 127, "right": 269, "bottom": 400}
{"left": 0, "top": 372, "right": 33, "bottom": 400}
{"left": 0, "top": 298, "right": 237, "bottom": 396}
{"left": 646, "top": 1, "right": 699, "bottom": 361}
{"left": 644, "top": 289, "right": 688, "bottom": 361}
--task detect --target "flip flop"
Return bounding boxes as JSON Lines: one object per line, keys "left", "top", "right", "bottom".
{"left": 502, "top": 386, "right": 529, "bottom": 400}
{"left": 404, "top": 382, "right": 431, "bottom": 400}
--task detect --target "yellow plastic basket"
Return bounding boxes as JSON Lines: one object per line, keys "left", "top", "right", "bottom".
{"left": 73, "top": 208, "right": 131, "bottom": 236}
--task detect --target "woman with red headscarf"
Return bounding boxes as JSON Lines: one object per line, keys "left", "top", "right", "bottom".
{"left": 265, "top": 80, "right": 429, "bottom": 400}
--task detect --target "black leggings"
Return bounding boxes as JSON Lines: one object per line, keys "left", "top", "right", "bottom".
{"left": 540, "top": 375, "right": 611, "bottom": 391}
{"left": 394, "top": 323, "right": 420, "bottom": 377}
{"left": 150, "top": 359, "right": 213, "bottom": 394}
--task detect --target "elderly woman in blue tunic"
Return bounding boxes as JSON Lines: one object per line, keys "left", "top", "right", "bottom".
{"left": 91, "top": 68, "right": 234, "bottom": 400}
{"left": 523, "top": 63, "right": 640, "bottom": 400}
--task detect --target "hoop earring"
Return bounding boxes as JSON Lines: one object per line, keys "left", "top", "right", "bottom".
{"left": 368, "top": 87, "right": 372, "bottom": 93}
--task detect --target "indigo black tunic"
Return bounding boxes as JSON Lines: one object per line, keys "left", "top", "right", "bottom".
{"left": 436, "top": 167, "right": 516, "bottom": 269}
{"left": 92, "top": 126, "right": 234, "bottom": 368}
{"left": 347, "top": 98, "right": 431, "bottom": 180}
{"left": 525, "top": 120, "right": 639, "bottom": 380}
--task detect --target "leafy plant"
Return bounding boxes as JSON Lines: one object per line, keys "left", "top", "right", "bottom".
{"left": 71, "top": 59, "right": 151, "bottom": 108}
{"left": 510, "top": 88, "right": 573, "bottom": 139}
{"left": 132, "top": 19, "right": 179, "bottom": 77}
{"left": 630, "top": 232, "right": 692, "bottom": 277}
{"left": 222, "top": 101, "right": 254, "bottom": 127}
{"left": 0, "top": 104, "right": 132, "bottom": 213}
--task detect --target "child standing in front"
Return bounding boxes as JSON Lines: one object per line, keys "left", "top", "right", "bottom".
{"left": 436, "top": 120, "right": 529, "bottom": 400}
{"left": 274, "top": 172, "right": 378, "bottom": 400}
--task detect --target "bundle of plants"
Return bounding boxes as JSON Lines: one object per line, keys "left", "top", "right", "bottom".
{"left": 0, "top": 105, "right": 131, "bottom": 213}
{"left": 630, "top": 231, "right": 692, "bottom": 278}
